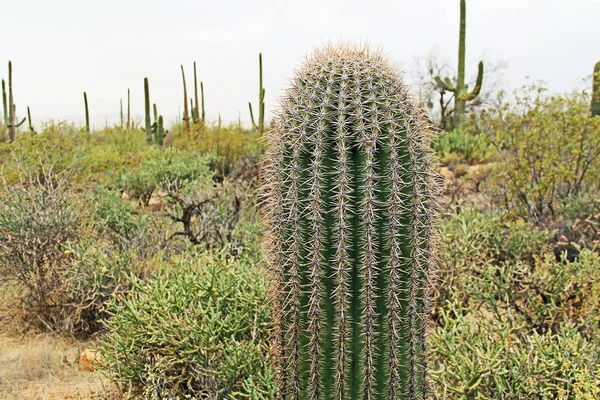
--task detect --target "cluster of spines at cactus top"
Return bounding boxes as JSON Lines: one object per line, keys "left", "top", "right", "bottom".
{"left": 263, "top": 43, "right": 439, "bottom": 400}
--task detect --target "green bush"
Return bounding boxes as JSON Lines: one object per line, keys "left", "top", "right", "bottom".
{"left": 117, "top": 148, "right": 213, "bottom": 205}
{"left": 99, "top": 250, "right": 275, "bottom": 399}
{"left": 476, "top": 83, "right": 600, "bottom": 224}
{"left": 92, "top": 187, "right": 150, "bottom": 249}
{"left": 171, "top": 123, "right": 263, "bottom": 180}
{"left": 429, "top": 303, "right": 600, "bottom": 399}
{"left": 0, "top": 178, "right": 81, "bottom": 330}
{"left": 433, "top": 128, "right": 495, "bottom": 165}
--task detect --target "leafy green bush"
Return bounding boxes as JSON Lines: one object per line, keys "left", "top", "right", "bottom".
{"left": 92, "top": 187, "right": 150, "bottom": 249}
{"left": 99, "top": 250, "right": 275, "bottom": 399}
{"left": 433, "top": 128, "right": 495, "bottom": 165}
{"left": 117, "top": 148, "right": 212, "bottom": 205}
{"left": 476, "top": 83, "right": 600, "bottom": 223}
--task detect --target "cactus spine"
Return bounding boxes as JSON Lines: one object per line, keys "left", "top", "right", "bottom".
{"left": 144, "top": 78, "right": 152, "bottom": 143}
{"left": 592, "top": 61, "right": 600, "bottom": 117}
{"left": 83, "top": 92, "right": 90, "bottom": 132}
{"left": 181, "top": 65, "right": 190, "bottom": 133}
{"left": 264, "top": 44, "right": 438, "bottom": 400}
{"left": 435, "top": 0, "right": 483, "bottom": 127}
{"left": 249, "top": 53, "right": 265, "bottom": 134}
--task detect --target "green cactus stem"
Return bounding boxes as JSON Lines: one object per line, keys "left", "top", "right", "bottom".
{"left": 83, "top": 92, "right": 90, "bottom": 133}
{"left": 434, "top": 0, "right": 483, "bottom": 127}
{"left": 27, "top": 106, "right": 34, "bottom": 132}
{"left": 156, "top": 115, "right": 165, "bottom": 146}
{"left": 181, "top": 65, "right": 190, "bottom": 133}
{"left": 144, "top": 78, "right": 152, "bottom": 143}
{"left": 193, "top": 61, "right": 200, "bottom": 123}
{"left": 127, "top": 88, "right": 131, "bottom": 130}
{"left": 2, "top": 79, "right": 7, "bottom": 126}
{"left": 201, "top": 81, "right": 206, "bottom": 124}
{"left": 249, "top": 53, "right": 265, "bottom": 134}
{"left": 120, "top": 98, "right": 124, "bottom": 129}
{"left": 263, "top": 43, "right": 439, "bottom": 400}
{"left": 592, "top": 61, "right": 600, "bottom": 117}
{"left": 8, "top": 61, "right": 16, "bottom": 141}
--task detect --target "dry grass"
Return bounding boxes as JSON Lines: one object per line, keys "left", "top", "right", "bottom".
{"left": 0, "top": 333, "right": 112, "bottom": 400}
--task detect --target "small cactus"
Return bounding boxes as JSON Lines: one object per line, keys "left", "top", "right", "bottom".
{"left": 249, "top": 53, "right": 265, "bottom": 134}
{"left": 592, "top": 61, "right": 600, "bottom": 117}
{"left": 144, "top": 78, "right": 152, "bottom": 143}
{"left": 181, "top": 65, "right": 190, "bottom": 133}
{"left": 263, "top": 44, "right": 439, "bottom": 400}
{"left": 156, "top": 115, "right": 165, "bottom": 146}
{"left": 83, "top": 92, "right": 90, "bottom": 132}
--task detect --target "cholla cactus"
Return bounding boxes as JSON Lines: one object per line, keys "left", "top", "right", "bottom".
{"left": 263, "top": 43, "right": 439, "bottom": 400}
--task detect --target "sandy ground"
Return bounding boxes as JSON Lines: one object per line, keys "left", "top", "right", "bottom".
{"left": 0, "top": 333, "right": 111, "bottom": 399}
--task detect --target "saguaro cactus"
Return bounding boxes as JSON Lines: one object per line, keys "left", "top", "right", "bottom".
{"left": 592, "top": 61, "right": 600, "bottom": 117}
{"left": 144, "top": 78, "right": 152, "bottom": 143}
{"left": 181, "top": 65, "right": 190, "bottom": 133}
{"left": 435, "top": 0, "right": 483, "bottom": 127}
{"left": 249, "top": 53, "right": 265, "bottom": 134}
{"left": 83, "top": 92, "right": 90, "bottom": 132}
{"left": 263, "top": 44, "right": 439, "bottom": 400}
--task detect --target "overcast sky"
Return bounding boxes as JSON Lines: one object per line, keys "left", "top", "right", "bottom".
{"left": 2, "top": 0, "right": 599, "bottom": 129}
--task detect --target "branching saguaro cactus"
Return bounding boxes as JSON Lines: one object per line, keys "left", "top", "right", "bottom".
{"left": 592, "top": 61, "right": 600, "bottom": 117}
{"left": 435, "top": 0, "right": 483, "bottom": 127}
{"left": 263, "top": 44, "right": 439, "bottom": 400}
{"left": 249, "top": 53, "right": 265, "bottom": 134}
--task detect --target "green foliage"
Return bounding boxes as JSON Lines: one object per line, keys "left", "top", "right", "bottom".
{"left": 92, "top": 187, "right": 149, "bottom": 246}
{"left": 431, "top": 208, "right": 600, "bottom": 398}
{"left": 99, "top": 250, "right": 275, "bottom": 399}
{"left": 433, "top": 128, "right": 495, "bottom": 165}
{"left": 592, "top": 61, "right": 600, "bottom": 117}
{"left": 429, "top": 304, "right": 600, "bottom": 399}
{"left": 116, "top": 148, "right": 213, "bottom": 205}
{"left": 264, "top": 44, "right": 438, "bottom": 399}
{"left": 172, "top": 124, "right": 262, "bottom": 179}
{"left": 0, "top": 176, "right": 81, "bottom": 330}
{"left": 478, "top": 83, "right": 600, "bottom": 223}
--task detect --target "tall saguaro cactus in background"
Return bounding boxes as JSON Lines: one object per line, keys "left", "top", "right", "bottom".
{"left": 249, "top": 53, "right": 265, "bottom": 134}
{"left": 6, "top": 61, "right": 25, "bottom": 141}
{"left": 263, "top": 44, "right": 439, "bottom": 400}
{"left": 592, "top": 61, "right": 600, "bottom": 117}
{"left": 83, "top": 92, "right": 90, "bottom": 132}
{"left": 181, "top": 65, "right": 190, "bottom": 133}
{"left": 144, "top": 78, "right": 152, "bottom": 143}
{"left": 435, "top": 0, "right": 484, "bottom": 127}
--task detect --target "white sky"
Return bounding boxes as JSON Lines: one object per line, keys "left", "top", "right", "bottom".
{"left": 2, "top": 0, "right": 599, "bottom": 129}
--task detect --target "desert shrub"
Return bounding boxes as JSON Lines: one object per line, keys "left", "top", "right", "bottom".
{"left": 476, "top": 83, "right": 600, "bottom": 224}
{"left": 171, "top": 123, "right": 263, "bottom": 180}
{"left": 433, "top": 128, "right": 495, "bottom": 165}
{"left": 116, "top": 148, "right": 213, "bottom": 205}
{"left": 99, "top": 250, "right": 275, "bottom": 399}
{"left": 92, "top": 187, "right": 150, "bottom": 249}
{"left": 164, "top": 179, "right": 259, "bottom": 255}
{"left": 0, "top": 176, "right": 81, "bottom": 330}
{"left": 59, "top": 241, "right": 133, "bottom": 336}
{"left": 555, "top": 193, "right": 600, "bottom": 249}
{"left": 429, "top": 303, "right": 600, "bottom": 399}
{"left": 435, "top": 208, "right": 551, "bottom": 321}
